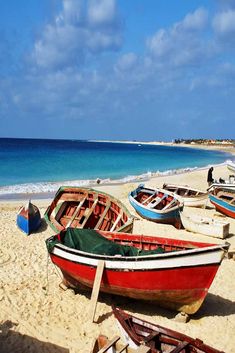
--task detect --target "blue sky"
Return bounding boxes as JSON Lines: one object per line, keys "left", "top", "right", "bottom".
{"left": 0, "top": 0, "right": 235, "bottom": 141}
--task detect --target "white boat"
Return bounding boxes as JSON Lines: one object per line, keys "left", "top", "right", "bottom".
{"left": 180, "top": 212, "right": 230, "bottom": 239}
{"left": 207, "top": 176, "right": 235, "bottom": 192}
{"left": 227, "top": 162, "right": 235, "bottom": 173}
{"left": 162, "top": 183, "right": 207, "bottom": 207}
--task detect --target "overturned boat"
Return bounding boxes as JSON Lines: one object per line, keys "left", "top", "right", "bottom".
{"left": 17, "top": 200, "right": 41, "bottom": 235}
{"left": 180, "top": 212, "right": 230, "bottom": 239}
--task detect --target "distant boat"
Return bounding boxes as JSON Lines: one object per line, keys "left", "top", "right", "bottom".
{"left": 180, "top": 212, "right": 230, "bottom": 239}
{"left": 227, "top": 161, "right": 235, "bottom": 173}
{"left": 16, "top": 200, "right": 41, "bottom": 235}
{"left": 46, "top": 227, "right": 229, "bottom": 314}
{"left": 162, "top": 183, "right": 207, "bottom": 207}
{"left": 113, "top": 307, "right": 225, "bottom": 353}
{"left": 44, "top": 186, "right": 134, "bottom": 233}
{"left": 128, "top": 184, "right": 183, "bottom": 227}
{"left": 209, "top": 188, "right": 235, "bottom": 219}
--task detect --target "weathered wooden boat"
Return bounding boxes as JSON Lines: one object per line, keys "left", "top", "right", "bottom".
{"left": 113, "top": 307, "right": 224, "bottom": 353}
{"left": 44, "top": 186, "right": 134, "bottom": 233}
{"left": 209, "top": 188, "right": 235, "bottom": 219}
{"left": 162, "top": 183, "right": 207, "bottom": 207}
{"left": 92, "top": 334, "right": 150, "bottom": 353}
{"left": 46, "top": 227, "right": 229, "bottom": 315}
{"left": 128, "top": 184, "right": 183, "bottom": 228}
{"left": 180, "top": 212, "right": 230, "bottom": 239}
{"left": 16, "top": 200, "right": 41, "bottom": 235}
{"left": 227, "top": 161, "right": 235, "bottom": 173}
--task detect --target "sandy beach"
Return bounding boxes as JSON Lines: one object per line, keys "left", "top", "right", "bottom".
{"left": 1, "top": 162, "right": 235, "bottom": 352}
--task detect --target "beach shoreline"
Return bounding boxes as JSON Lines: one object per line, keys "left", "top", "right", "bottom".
{"left": 89, "top": 139, "right": 235, "bottom": 154}
{"left": 1, "top": 146, "right": 235, "bottom": 353}
{"left": 0, "top": 142, "right": 234, "bottom": 201}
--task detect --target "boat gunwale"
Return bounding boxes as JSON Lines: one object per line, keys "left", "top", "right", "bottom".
{"left": 44, "top": 186, "right": 134, "bottom": 232}
{"left": 162, "top": 183, "right": 208, "bottom": 198}
{"left": 47, "top": 235, "right": 229, "bottom": 263}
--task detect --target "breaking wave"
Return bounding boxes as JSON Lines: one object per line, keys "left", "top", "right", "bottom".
{"left": 0, "top": 160, "right": 230, "bottom": 198}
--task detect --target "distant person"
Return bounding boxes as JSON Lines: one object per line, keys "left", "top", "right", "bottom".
{"left": 207, "top": 167, "right": 214, "bottom": 186}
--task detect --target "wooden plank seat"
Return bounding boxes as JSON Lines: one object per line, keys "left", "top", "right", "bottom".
{"left": 163, "top": 199, "right": 177, "bottom": 210}
{"left": 170, "top": 341, "right": 189, "bottom": 353}
{"left": 143, "top": 331, "right": 160, "bottom": 343}
{"left": 81, "top": 199, "right": 99, "bottom": 228}
{"left": 95, "top": 202, "right": 111, "bottom": 229}
{"left": 149, "top": 195, "right": 167, "bottom": 209}
{"left": 143, "top": 192, "right": 157, "bottom": 205}
{"left": 110, "top": 213, "right": 122, "bottom": 232}
{"left": 65, "top": 196, "right": 87, "bottom": 228}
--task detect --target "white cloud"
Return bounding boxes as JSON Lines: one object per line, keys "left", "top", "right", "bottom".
{"left": 115, "top": 53, "right": 137, "bottom": 72}
{"left": 146, "top": 8, "right": 209, "bottom": 67}
{"left": 88, "top": 0, "right": 117, "bottom": 26}
{"left": 31, "top": 0, "right": 122, "bottom": 70}
{"left": 213, "top": 9, "right": 235, "bottom": 34}
{"left": 177, "top": 7, "right": 208, "bottom": 31}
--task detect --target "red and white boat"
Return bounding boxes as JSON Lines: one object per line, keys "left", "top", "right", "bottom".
{"left": 46, "top": 228, "right": 229, "bottom": 315}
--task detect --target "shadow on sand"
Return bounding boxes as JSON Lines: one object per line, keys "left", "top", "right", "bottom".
{"left": 73, "top": 287, "right": 235, "bottom": 323}
{"left": 0, "top": 321, "right": 69, "bottom": 353}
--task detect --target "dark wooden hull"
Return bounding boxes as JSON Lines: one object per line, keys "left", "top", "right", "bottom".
{"left": 112, "top": 307, "right": 224, "bottom": 353}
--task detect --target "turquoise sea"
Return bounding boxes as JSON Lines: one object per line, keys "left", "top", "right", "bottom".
{"left": 0, "top": 138, "right": 233, "bottom": 196}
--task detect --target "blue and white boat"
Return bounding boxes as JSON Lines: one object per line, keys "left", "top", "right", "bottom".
{"left": 209, "top": 188, "right": 235, "bottom": 219}
{"left": 17, "top": 200, "right": 41, "bottom": 235}
{"left": 128, "top": 184, "right": 184, "bottom": 228}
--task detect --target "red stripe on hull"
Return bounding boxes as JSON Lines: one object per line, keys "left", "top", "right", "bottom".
{"left": 211, "top": 201, "right": 235, "bottom": 218}
{"left": 51, "top": 254, "right": 220, "bottom": 314}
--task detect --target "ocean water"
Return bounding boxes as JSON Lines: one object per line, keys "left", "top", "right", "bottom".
{"left": 0, "top": 138, "right": 232, "bottom": 195}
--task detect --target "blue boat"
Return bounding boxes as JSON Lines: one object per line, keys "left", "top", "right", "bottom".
{"left": 209, "top": 188, "right": 235, "bottom": 219}
{"left": 129, "top": 184, "right": 184, "bottom": 228}
{"left": 17, "top": 201, "right": 41, "bottom": 235}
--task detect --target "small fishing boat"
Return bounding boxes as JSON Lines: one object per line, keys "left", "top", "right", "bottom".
{"left": 46, "top": 227, "right": 229, "bottom": 315}
{"left": 44, "top": 186, "right": 134, "bottom": 233}
{"left": 128, "top": 184, "right": 183, "bottom": 228}
{"left": 16, "top": 200, "right": 41, "bottom": 235}
{"left": 180, "top": 212, "right": 230, "bottom": 239}
{"left": 209, "top": 188, "right": 235, "bottom": 219}
{"left": 113, "top": 307, "right": 225, "bottom": 353}
{"left": 92, "top": 334, "right": 150, "bottom": 353}
{"left": 162, "top": 183, "right": 207, "bottom": 207}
